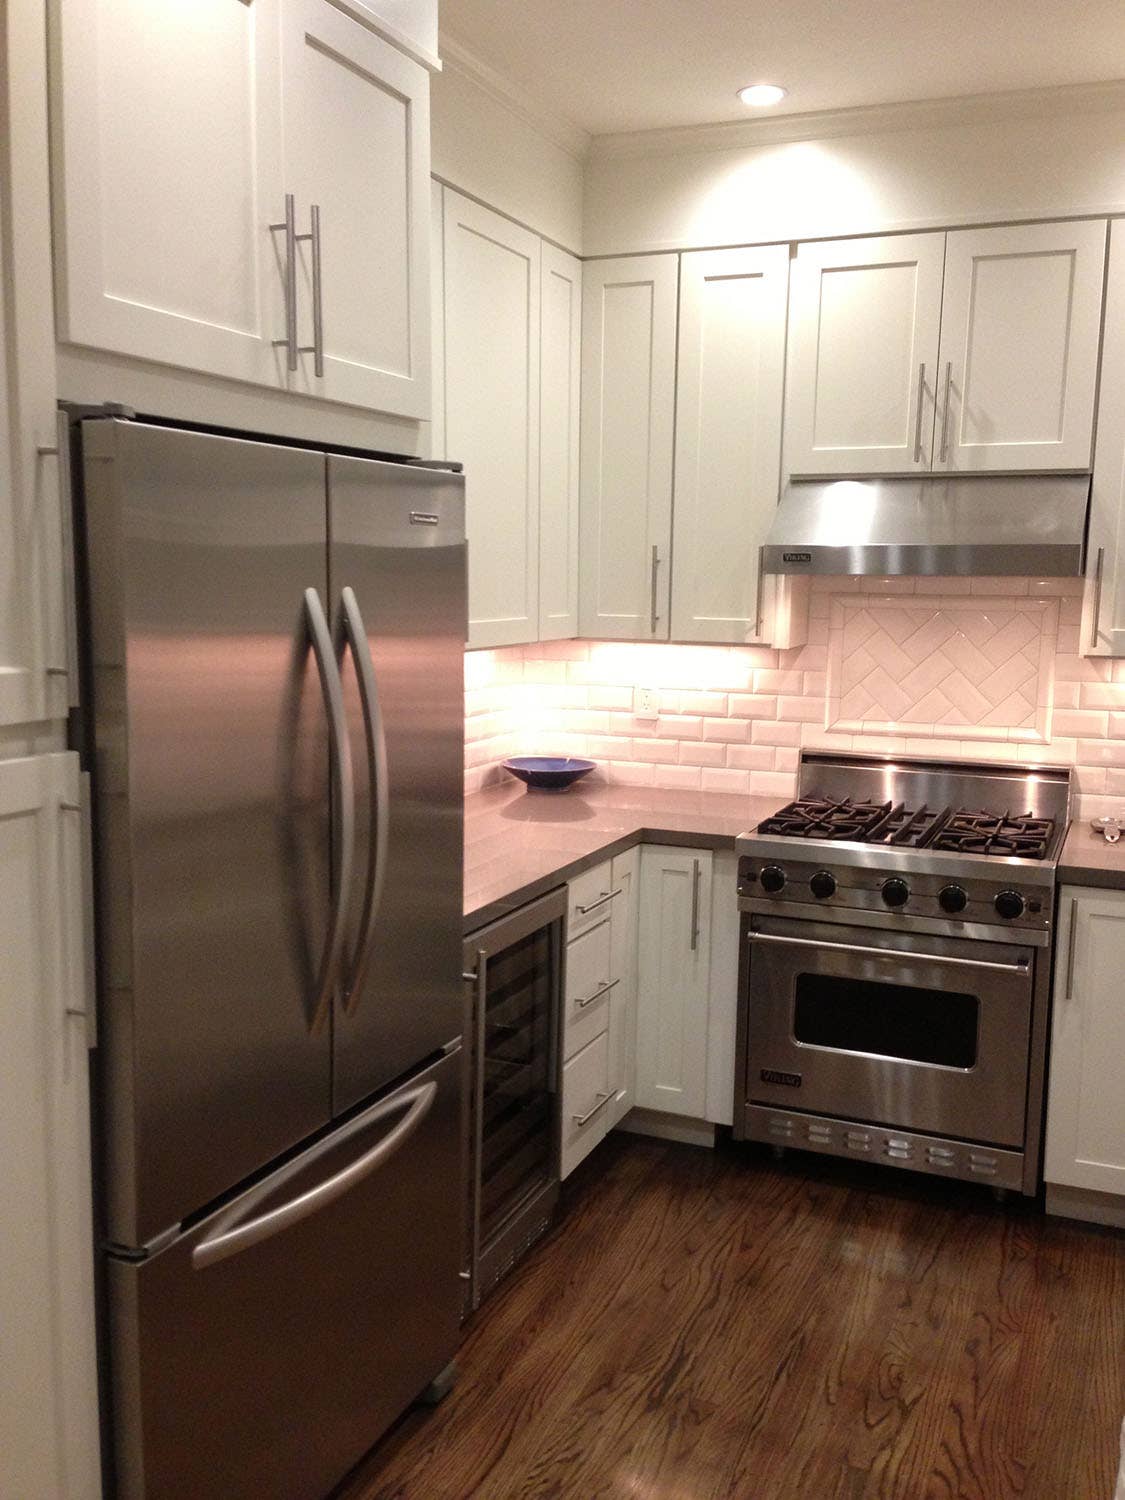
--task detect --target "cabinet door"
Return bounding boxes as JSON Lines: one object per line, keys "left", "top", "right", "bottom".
{"left": 282, "top": 0, "right": 431, "bottom": 418}
{"left": 672, "top": 246, "right": 789, "bottom": 644}
{"left": 1085, "top": 221, "right": 1125, "bottom": 656}
{"left": 704, "top": 850, "right": 739, "bottom": 1127}
{"left": 635, "top": 847, "right": 712, "bottom": 1118}
{"left": 1045, "top": 887, "right": 1125, "bottom": 1197}
{"left": 539, "top": 243, "right": 582, "bottom": 641}
{"left": 0, "top": 756, "right": 100, "bottom": 1498}
{"left": 53, "top": 0, "right": 285, "bottom": 388}
{"left": 785, "top": 234, "right": 944, "bottom": 476}
{"left": 936, "top": 220, "right": 1106, "bottom": 472}
{"left": 607, "top": 847, "right": 640, "bottom": 1128}
{"left": 561, "top": 1030, "right": 611, "bottom": 1179}
{"left": 443, "top": 191, "right": 540, "bottom": 647}
{"left": 579, "top": 256, "right": 677, "bottom": 639}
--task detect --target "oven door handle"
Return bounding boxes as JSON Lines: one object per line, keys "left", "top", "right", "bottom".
{"left": 746, "top": 930, "right": 1031, "bottom": 974}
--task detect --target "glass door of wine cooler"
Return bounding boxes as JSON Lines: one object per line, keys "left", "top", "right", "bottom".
{"left": 462, "top": 887, "right": 566, "bottom": 1313}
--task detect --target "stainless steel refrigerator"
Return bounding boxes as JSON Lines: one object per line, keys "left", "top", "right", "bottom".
{"left": 72, "top": 416, "right": 466, "bottom": 1500}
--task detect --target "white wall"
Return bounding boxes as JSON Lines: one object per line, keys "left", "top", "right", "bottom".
{"left": 583, "top": 90, "right": 1125, "bottom": 255}
{"left": 431, "top": 44, "right": 585, "bottom": 253}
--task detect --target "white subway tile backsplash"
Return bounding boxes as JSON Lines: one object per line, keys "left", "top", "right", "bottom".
{"left": 701, "top": 767, "right": 751, "bottom": 795}
{"left": 751, "top": 720, "right": 800, "bottom": 747}
{"left": 702, "top": 717, "right": 749, "bottom": 743}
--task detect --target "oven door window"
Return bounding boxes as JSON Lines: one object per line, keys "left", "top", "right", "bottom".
{"left": 793, "top": 972, "right": 979, "bottom": 1069}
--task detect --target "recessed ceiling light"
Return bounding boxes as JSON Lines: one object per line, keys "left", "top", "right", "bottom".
{"left": 738, "top": 83, "right": 787, "bottom": 108}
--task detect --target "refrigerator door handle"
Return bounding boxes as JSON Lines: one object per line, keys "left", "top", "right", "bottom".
{"left": 192, "top": 1078, "right": 437, "bottom": 1270}
{"left": 304, "top": 587, "right": 356, "bottom": 1034}
{"left": 335, "top": 585, "right": 389, "bottom": 1015}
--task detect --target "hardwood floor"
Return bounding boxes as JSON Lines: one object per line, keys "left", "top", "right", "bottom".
{"left": 336, "top": 1135, "right": 1125, "bottom": 1500}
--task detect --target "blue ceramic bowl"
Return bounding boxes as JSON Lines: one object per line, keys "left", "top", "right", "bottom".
{"left": 502, "top": 756, "right": 596, "bottom": 791}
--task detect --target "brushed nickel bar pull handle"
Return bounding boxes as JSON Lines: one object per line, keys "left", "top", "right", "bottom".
{"left": 939, "top": 360, "right": 953, "bottom": 464}
{"left": 575, "top": 888, "right": 622, "bottom": 916}
{"left": 573, "top": 1091, "right": 612, "bottom": 1127}
{"left": 297, "top": 204, "right": 324, "bottom": 377}
{"left": 650, "top": 544, "right": 660, "bottom": 635}
{"left": 1064, "top": 897, "right": 1079, "bottom": 999}
{"left": 468, "top": 947, "right": 487, "bottom": 1308}
{"left": 576, "top": 978, "right": 618, "bottom": 1010}
{"left": 913, "top": 362, "right": 926, "bottom": 462}
{"left": 1090, "top": 546, "right": 1105, "bottom": 651}
{"left": 746, "top": 929, "right": 1030, "bottom": 974}
{"left": 45, "top": 415, "right": 80, "bottom": 704}
{"left": 755, "top": 544, "right": 766, "bottom": 639}
{"left": 271, "top": 193, "right": 299, "bottom": 371}
{"left": 60, "top": 773, "right": 98, "bottom": 1050}
{"left": 690, "top": 858, "right": 701, "bottom": 952}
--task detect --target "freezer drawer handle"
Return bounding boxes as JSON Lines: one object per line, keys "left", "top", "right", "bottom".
{"left": 191, "top": 1079, "right": 437, "bottom": 1270}
{"left": 746, "top": 929, "right": 1030, "bottom": 974}
{"left": 305, "top": 588, "right": 356, "bottom": 1033}
{"left": 335, "top": 586, "right": 389, "bottom": 1015}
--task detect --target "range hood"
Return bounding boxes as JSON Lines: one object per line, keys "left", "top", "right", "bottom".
{"left": 762, "top": 473, "right": 1090, "bottom": 577}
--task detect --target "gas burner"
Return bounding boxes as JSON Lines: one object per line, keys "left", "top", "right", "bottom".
{"left": 932, "top": 810, "right": 1055, "bottom": 861}
{"left": 757, "top": 797, "right": 948, "bottom": 847}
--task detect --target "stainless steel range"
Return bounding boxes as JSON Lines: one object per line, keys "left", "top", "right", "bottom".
{"left": 734, "top": 752, "right": 1072, "bottom": 1195}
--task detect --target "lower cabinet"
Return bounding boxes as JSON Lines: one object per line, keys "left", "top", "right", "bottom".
{"left": 1045, "top": 886, "right": 1125, "bottom": 1203}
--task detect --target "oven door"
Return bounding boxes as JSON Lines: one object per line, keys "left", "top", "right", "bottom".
{"left": 744, "top": 915, "right": 1034, "bottom": 1146}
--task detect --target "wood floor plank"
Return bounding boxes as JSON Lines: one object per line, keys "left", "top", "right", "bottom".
{"left": 334, "top": 1138, "right": 1125, "bottom": 1500}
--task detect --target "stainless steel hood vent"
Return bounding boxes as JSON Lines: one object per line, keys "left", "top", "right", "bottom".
{"left": 762, "top": 473, "right": 1090, "bottom": 577}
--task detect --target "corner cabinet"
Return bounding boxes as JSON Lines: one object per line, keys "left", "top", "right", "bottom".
{"left": 579, "top": 255, "right": 678, "bottom": 640}
{"left": 1084, "top": 220, "right": 1125, "bottom": 656}
{"left": 0, "top": 755, "right": 100, "bottom": 1498}
{"left": 785, "top": 220, "right": 1106, "bottom": 477}
{"left": 1044, "top": 887, "right": 1125, "bottom": 1205}
{"left": 51, "top": 0, "right": 431, "bottom": 420}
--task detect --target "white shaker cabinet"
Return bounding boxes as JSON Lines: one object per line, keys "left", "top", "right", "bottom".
{"left": 1044, "top": 887, "right": 1125, "bottom": 1205}
{"left": 671, "top": 245, "right": 789, "bottom": 644}
{"left": 936, "top": 220, "right": 1106, "bottom": 473}
{"left": 579, "top": 256, "right": 678, "bottom": 640}
{"left": 607, "top": 848, "right": 641, "bottom": 1128}
{"left": 1085, "top": 220, "right": 1125, "bottom": 656}
{"left": 538, "top": 243, "right": 582, "bottom": 641}
{"left": 0, "top": 755, "right": 100, "bottom": 1499}
{"left": 785, "top": 233, "right": 944, "bottom": 477}
{"left": 442, "top": 191, "right": 541, "bottom": 648}
{"left": 635, "top": 846, "right": 713, "bottom": 1118}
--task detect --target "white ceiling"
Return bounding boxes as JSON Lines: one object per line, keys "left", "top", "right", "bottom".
{"left": 442, "top": 0, "right": 1125, "bottom": 138}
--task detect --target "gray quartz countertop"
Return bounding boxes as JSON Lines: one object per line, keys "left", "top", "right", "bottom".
{"left": 1059, "top": 822, "right": 1125, "bottom": 890}
{"left": 464, "top": 781, "right": 777, "bottom": 932}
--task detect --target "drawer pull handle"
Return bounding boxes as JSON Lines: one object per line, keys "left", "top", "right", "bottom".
{"left": 575, "top": 888, "right": 622, "bottom": 916}
{"left": 573, "top": 1092, "right": 612, "bottom": 1127}
{"left": 576, "top": 978, "right": 618, "bottom": 1009}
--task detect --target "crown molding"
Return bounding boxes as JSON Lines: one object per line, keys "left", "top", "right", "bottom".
{"left": 438, "top": 32, "right": 591, "bottom": 162}
{"left": 588, "top": 78, "right": 1125, "bottom": 162}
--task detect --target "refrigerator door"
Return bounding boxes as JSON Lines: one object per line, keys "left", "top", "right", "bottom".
{"left": 81, "top": 420, "right": 341, "bottom": 1246}
{"left": 108, "top": 1048, "right": 462, "bottom": 1500}
{"left": 328, "top": 457, "right": 466, "bottom": 1112}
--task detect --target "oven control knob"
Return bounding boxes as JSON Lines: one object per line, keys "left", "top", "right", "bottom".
{"left": 938, "top": 884, "right": 968, "bottom": 914}
{"left": 760, "top": 865, "right": 786, "bottom": 895}
{"left": 995, "top": 889, "right": 1025, "bottom": 920}
{"left": 881, "top": 878, "right": 910, "bottom": 908}
{"left": 810, "top": 871, "right": 837, "bottom": 900}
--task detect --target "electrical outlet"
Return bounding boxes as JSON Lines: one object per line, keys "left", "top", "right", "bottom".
{"left": 634, "top": 686, "right": 659, "bottom": 721}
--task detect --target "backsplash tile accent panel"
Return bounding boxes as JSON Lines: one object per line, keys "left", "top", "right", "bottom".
{"left": 826, "top": 595, "right": 1059, "bottom": 742}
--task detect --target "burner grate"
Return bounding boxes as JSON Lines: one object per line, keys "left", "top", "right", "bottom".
{"left": 931, "top": 809, "right": 1055, "bottom": 861}
{"left": 757, "top": 798, "right": 1055, "bottom": 858}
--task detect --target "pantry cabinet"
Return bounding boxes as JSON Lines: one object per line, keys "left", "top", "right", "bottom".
{"left": 442, "top": 190, "right": 541, "bottom": 647}
{"left": 671, "top": 245, "right": 789, "bottom": 643}
{"left": 52, "top": 0, "right": 431, "bottom": 420}
{"left": 0, "top": 755, "right": 100, "bottom": 1499}
{"left": 1044, "top": 886, "right": 1125, "bottom": 1201}
{"left": 579, "top": 255, "right": 678, "bottom": 639}
{"left": 785, "top": 220, "right": 1105, "bottom": 477}
{"left": 635, "top": 847, "right": 713, "bottom": 1118}
{"left": 1084, "top": 220, "right": 1125, "bottom": 656}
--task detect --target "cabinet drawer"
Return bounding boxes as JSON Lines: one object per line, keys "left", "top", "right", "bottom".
{"left": 560, "top": 1031, "right": 611, "bottom": 1180}
{"left": 567, "top": 859, "right": 616, "bottom": 939}
{"left": 563, "top": 918, "right": 613, "bottom": 1060}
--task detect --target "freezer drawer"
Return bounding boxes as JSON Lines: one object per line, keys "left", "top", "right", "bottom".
{"left": 108, "top": 1049, "right": 462, "bottom": 1500}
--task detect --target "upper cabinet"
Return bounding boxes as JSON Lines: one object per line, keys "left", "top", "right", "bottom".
{"left": 671, "top": 245, "right": 789, "bottom": 644}
{"left": 1085, "top": 220, "right": 1125, "bottom": 656}
{"left": 538, "top": 244, "right": 583, "bottom": 641}
{"left": 785, "top": 233, "right": 944, "bottom": 476}
{"left": 786, "top": 220, "right": 1106, "bottom": 477}
{"left": 579, "top": 255, "right": 678, "bottom": 640}
{"left": 51, "top": 0, "right": 431, "bottom": 420}
{"left": 442, "top": 190, "right": 541, "bottom": 648}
